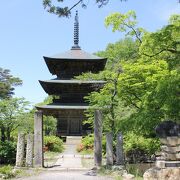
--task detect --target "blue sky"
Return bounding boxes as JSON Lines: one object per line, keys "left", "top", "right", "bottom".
{"left": 0, "top": 0, "right": 179, "bottom": 105}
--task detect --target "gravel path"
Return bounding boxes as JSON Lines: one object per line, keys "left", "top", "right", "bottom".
{"left": 17, "top": 171, "right": 114, "bottom": 180}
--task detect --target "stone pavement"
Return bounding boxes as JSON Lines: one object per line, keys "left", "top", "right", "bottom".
{"left": 52, "top": 137, "right": 85, "bottom": 169}
{"left": 16, "top": 137, "right": 114, "bottom": 180}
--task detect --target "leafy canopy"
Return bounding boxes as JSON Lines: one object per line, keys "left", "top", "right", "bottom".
{"left": 78, "top": 12, "right": 180, "bottom": 138}
{"left": 43, "top": 0, "right": 125, "bottom": 17}
{"left": 0, "top": 68, "right": 22, "bottom": 99}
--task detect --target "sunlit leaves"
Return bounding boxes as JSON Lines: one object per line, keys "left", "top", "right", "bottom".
{"left": 105, "top": 11, "right": 137, "bottom": 32}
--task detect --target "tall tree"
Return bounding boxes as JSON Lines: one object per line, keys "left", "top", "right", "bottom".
{"left": 0, "top": 68, "right": 22, "bottom": 99}
{"left": 105, "top": 11, "right": 180, "bottom": 131}
{"left": 0, "top": 97, "right": 29, "bottom": 142}
{"left": 78, "top": 12, "right": 179, "bottom": 138}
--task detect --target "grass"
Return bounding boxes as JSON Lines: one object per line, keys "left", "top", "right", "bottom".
{"left": 44, "top": 151, "right": 60, "bottom": 167}
{"left": 97, "top": 166, "right": 124, "bottom": 180}
{"left": 79, "top": 149, "right": 93, "bottom": 155}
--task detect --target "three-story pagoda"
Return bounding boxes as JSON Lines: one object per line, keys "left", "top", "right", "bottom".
{"left": 36, "top": 11, "right": 107, "bottom": 136}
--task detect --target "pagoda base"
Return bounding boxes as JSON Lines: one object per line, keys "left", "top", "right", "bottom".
{"left": 35, "top": 103, "right": 91, "bottom": 136}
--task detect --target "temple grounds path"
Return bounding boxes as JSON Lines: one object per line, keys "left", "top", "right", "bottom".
{"left": 15, "top": 137, "right": 114, "bottom": 179}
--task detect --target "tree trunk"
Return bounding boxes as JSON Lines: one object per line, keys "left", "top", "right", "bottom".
{"left": 6, "top": 127, "right": 11, "bottom": 141}
{"left": 1, "top": 126, "right": 6, "bottom": 142}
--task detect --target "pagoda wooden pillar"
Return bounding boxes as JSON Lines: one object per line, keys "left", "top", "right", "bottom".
{"left": 34, "top": 111, "right": 44, "bottom": 167}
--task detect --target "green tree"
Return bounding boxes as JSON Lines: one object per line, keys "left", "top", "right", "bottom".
{"left": 76, "top": 38, "right": 138, "bottom": 133}
{"left": 105, "top": 11, "right": 180, "bottom": 133}
{"left": 37, "top": 96, "right": 57, "bottom": 135}
{"left": 0, "top": 98, "right": 29, "bottom": 142}
{"left": 0, "top": 68, "right": 22, "bottom": 99}
{"left": 79, "top": 12, "right": 179, "bottom": 138}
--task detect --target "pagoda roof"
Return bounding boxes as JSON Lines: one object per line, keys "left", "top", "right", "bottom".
{"left": 40, "top": 79, "right": 106, "bottom": 84}
{"left": 36, "top": 103, "right": 89, "bottom": 110}
{"left": 44, "top": 49, "right": 105, "bottom": 60}
{"left": 39, "top": 79, "right": 106, "bottom": 97}
{"left": 35, "top": 103, "right": 89, "bottom": 116}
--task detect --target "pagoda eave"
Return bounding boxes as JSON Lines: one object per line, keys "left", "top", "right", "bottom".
{"left": 35, "top": 103, "right": 89, "bottom": 116}
{"left": 44, "top": 56, "right": 107, "bottom": 78}
{"left": 39, "top": 80, "right": 106, "bottom": 95}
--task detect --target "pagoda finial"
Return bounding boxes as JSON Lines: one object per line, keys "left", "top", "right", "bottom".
{"left": 71, "top": 11, "right": 81, "bottom": 50}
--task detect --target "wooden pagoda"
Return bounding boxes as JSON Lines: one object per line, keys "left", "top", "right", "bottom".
{"left": 36, "top": 11, "right": 107, "bottom": 136}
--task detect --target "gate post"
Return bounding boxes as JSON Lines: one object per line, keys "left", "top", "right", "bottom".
{"left": 25, "top": 133, "right": 34, "bottom": 167}
{"left": 34, "top": 111, "right": 43, "bottom": 167}
{"left": 15, "top": 132, "right": 25, "bottom": 167}
{"left": 116, "top": 132, "right": 124, "bottom": 165}
{"left": 94, "top": 110, "right": 102, "bottom": 167}
{"left": 106, "top": 132, "right": 113, "bottom": 165}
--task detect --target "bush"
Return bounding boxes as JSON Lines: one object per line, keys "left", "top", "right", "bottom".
{"left": 0, "top": 165, "right": 15, "bottom": 179}
{"left": 44, "top": 136, "right": 64, "bottom": 152}
{"left": 124, "top": 132, "right": 160, "bottom": 163}
{"left": 0, "top": 141, "right": 16, "bottom": 164}
{"left": 77, "top": 134, "right": 106, "bottom": 154}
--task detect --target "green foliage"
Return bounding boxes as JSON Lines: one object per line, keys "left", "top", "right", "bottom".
{"left": 0, "top": 97, "right": 30, "bottom": 141}
{"left": 44, "top": 116, "right": 57, "bottom": 136}
{"left": 125, "top": 164, "right": 144, "bottom": 178}
{"left": 105, "top": 10, "right": 146, "bottom": 43}
{"left": 0, "top": 141, "right": 16, "bottom": 164}
{"left": 96, "top": 38, "right": 139, "bottom": 66}
{"left": 42, "top": 0, "right": 125, "bottom": 17}
{"left": 0, "top": 67, "right": 22, "bottom": 99}
{"left": 76, "top": 13, "right": 179, "bottom": 162}
{"left": 36, "top": 96, "right": 57, "bottom": 135}
{"left": 105, "top": 11, "right": 137, "bottom": 32}
{"left": 81, "top": 134, "right": 94, "bottom": 150}
{"left": 0, "top": 165, "right": 15, "bottom": 179}
{"left": 44, "top": 136, "right": 64, "bottom": 152}
{"left": 0, "top": 98, "right": 29, "bottom": 141}
{"left": 124, "top": 132, "right": 160, "bottom": 163}
{"left": 77, "top": 134, "right": 106, "bottom": 154}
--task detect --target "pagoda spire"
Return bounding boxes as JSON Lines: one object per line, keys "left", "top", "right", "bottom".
{"left": 71, "top": 11, "right": 81, "bottom": 49}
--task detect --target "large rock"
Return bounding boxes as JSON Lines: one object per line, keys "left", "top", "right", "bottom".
{"left": 143, "top": 167, "right": 180, "bottom": 180}
{"left": 155, "top": 121, "right": 180, "bottom": 138}
{"left": 122, "top": 173, "right": 135, "bottom": 180}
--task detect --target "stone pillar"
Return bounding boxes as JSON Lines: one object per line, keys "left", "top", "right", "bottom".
{"left": 94, "top": 110, "right": 102, "bottom": 167}
{"left": 116, "top": 132, "right": 124, "bottom": 165}
{"left": 25, "top": 133, "right": 33, "bottom": 167}
{"left": 143, "top": 121, "right": 180, "bottom": 180}
{"left": 34, "top": 111, "right": 43, "bottom": 167}
{"left": 106, "top": 132, "right": 113, "bottom": 166}
{"left": 16, "top": 132, "right": 25, "bottom": 167}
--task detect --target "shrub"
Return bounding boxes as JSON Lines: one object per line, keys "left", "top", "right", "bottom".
{"left": 77, "top": 134, "right": 106, "bottom": 154}
{"left": 0, "top": 165, "right": 15, "bottom": 179}
{"left": 44, "top": 136, "right": 64, "bottom": 152}
{"left": 124, "top": 132, "right": 160, "bottom": 163}
{"left": 0, "top": 141, "right": 16, "bottom": 164}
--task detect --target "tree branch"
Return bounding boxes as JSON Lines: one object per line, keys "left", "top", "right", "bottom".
{"left": 123, "top": 22, "right": 142, "bottom": 43}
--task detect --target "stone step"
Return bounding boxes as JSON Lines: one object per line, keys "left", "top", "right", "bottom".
{"left": 66, "top": 136, "right": 82, "bottom": 145}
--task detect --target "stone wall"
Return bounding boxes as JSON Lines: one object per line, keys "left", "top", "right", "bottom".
{"left": 143, "top": 121, "right": 180, "bottom": 180}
